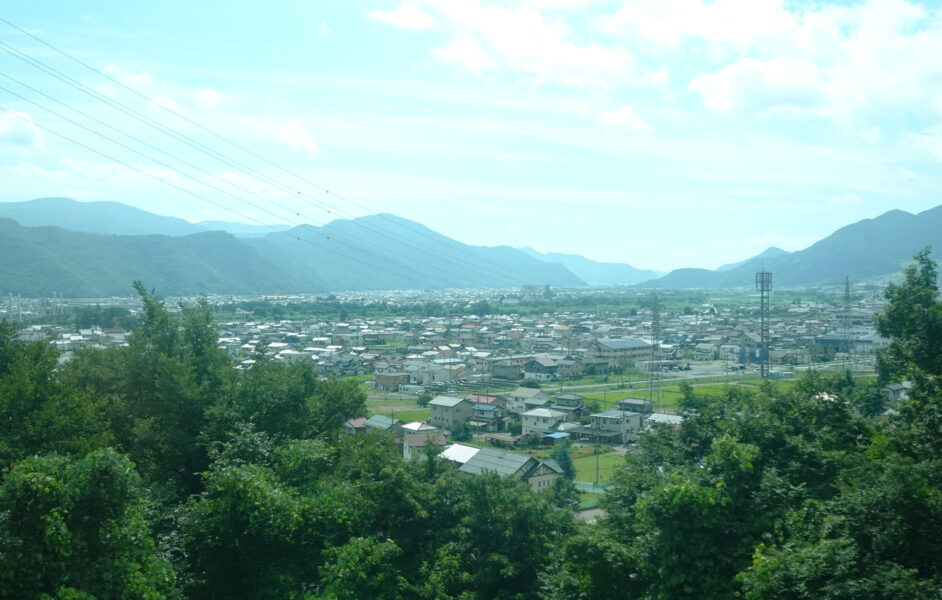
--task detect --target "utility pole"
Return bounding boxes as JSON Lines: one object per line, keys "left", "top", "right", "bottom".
{"left": 594, "top": 417, "right": 600, "bottom": 487}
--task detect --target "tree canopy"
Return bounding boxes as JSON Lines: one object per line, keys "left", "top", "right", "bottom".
{"left": 2, "top": 261, "right": 941, "bottom": 599}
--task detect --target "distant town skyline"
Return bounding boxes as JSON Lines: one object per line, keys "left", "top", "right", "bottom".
{"left": 1, "top": 0, "right": 941, "bottom": 272}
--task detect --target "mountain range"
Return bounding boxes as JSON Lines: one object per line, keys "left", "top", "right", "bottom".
{"left": 518, "top": 248, "right": 662, "bottom": 286}
{"left": 0, "top": 199, "right": 587, "bottom": 296}
{"left": 641, "top": 206, "right": 942, "bottom": 288}
{"left": 1, "top": 197, "right": 940, "bottom": 296}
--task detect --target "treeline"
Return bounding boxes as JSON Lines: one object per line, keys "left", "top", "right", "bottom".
{"left": 0, "top": 282, "right": 574, "bottom": 599}
{"left": 220, "top": 290, "right": 708, "bottom": 321}
{"left": 2, "top": 249, "right": 942, "bottom": 599}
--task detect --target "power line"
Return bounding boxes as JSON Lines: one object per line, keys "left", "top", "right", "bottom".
{"left": 0, "top": 41, "right": 531, "bottom": 289}
{"left": 0, "top": 107, "right": 443, "bottom": 291}
{"left": 0, "top": 18, "right": 548, "bottom": 287}
{"left": 0, "top": 76, "right": 501, "bottom": 289}
{"left": 0, "top": 81, "right": 459, "bottom": 288}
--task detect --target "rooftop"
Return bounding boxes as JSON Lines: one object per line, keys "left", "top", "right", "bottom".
{"left": 459, "top": 447, "right": 534, "bottom": 477}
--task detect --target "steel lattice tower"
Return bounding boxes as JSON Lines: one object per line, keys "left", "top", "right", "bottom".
{"left": 756, "top": 271, "right": 772, "bottom": 380}
{"left": 646, "top": 294, "right": 662, "bottom": 412}
{"left": 843, "top": 276, "right": 852, "bottom": 371}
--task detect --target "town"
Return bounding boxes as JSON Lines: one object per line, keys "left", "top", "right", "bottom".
{"left": 5, "top": 282, "right": 898, "bottom": 505}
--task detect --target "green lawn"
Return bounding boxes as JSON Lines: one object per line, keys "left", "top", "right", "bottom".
{"left": 377, "top": 408, "right": 430, "bottom": 423}
{"left": 573, "top": 452, "right": 625, "bottom": 485}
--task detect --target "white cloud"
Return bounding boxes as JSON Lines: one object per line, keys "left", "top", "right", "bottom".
{"left": 601, "top": 0, "right": 794, "bottom": 50}
{"left": 909, "top": 131, "right": 942, "bottom": 163}
{"left": 370, "top": 3, "right": 438, "bottom": 30}
{"left": 0, "top": 110, "right": 45, "bottom": 151}
{"left": 431, "top": 35, "right": 498, "bottom": 72}
{"left": 860, "top": 126, "right": 882, "bottom": 143}
{"left": 375, "top": 1, "right": 659, "bottom": 89}
{"left": 661, "top": 0, "right": 942, "bottom": 122}
{"left": 194, "top": 89, "right": 227, "bottom": 109}
{"left": 314, "top": 20, "right": 332, "bottom": 38}
{"left": 254, "top": 118, "right": 320, "bottom": 154}
{"left": 599, "top": 105, "right": 651, "bottom": 133}
{"left": 151, "top": 96, "right": 179, "bottom": 110}
{"left": 690, "top": 57, "right": 823, "bottom": 114}
{"left": 101, "top": 65, "right": 155, "bottom": 88}
{"left": 829, "top": 193, "right": 864, "bottom": 205}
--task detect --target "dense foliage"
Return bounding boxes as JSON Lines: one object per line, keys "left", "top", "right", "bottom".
{"left": 2, "top": 251, "right": 942, "bottom": 598}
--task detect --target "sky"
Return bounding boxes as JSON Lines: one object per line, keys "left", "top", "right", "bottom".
{"left": 1, "top": 0, "right": 941, "bottom": 273}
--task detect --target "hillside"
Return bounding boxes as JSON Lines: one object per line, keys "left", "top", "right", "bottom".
{"left": 715, "top": 246, "right": 788, "bottom": 272}
{"left": 0, "top": 207, "right": 585, "bottom": 295}
{"left": 0, "top": 197, "right": 208, "bottom": 237}
{"left": 248, "top": 214, "right": 586, "bottom": 290}
{"left": 643, "top": 206, "right": 942, "bottom": 288}
{"left": 0, "top": 219, "right": 303, "bottom": 297}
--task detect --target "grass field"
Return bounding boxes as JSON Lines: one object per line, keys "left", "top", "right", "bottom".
{"left": 573, "top": 452, "right": 625, "bottom": 485}
{"left": 576, "top": 378, "right": 810, "bottom": 413}
{"left": 377, "top": 408, "right": 430, "bottom": 422}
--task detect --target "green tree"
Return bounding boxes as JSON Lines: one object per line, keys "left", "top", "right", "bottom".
{"left": 0, "top": 449, "right": 178, "bottom": 599}
{"left": 876, "top": 247, "right": 942, "bottom": 379}
{"left": 552, "top": 440, "right": 575, "bottom": 480}
{"left": 0, "top": 323, "right": 111, "bottom": 465}
{"left": 450, "top": 420, "right": 472, "bottom": 442}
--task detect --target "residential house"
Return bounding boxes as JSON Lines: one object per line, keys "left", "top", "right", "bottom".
{"left": 401, "top": 421, "right": 438, "bottom": 433}
{"left": 581, "top": 357, "right": 611, "bottom": 375}
{"left": 523, "top": 358, "right": 558, "bottom": 382}
{"left": 522, "top": 407, "right": 566, "bottom": 435}
{"left": 458, "top": 446, "right": 560, "bottom": 492}
{"left": 402, "top": 431, "right": 448, "bottom": 461}
{"left": 466, "top": 393, "right": 509, "bottom": 409}
{"left": 555, "top": 357, "right": 584, "bottom": 380}
{"left": 492, "top": 360, "right": 522, "bottom": 380}
{"left": 344, "top": 417, "right": 367, "bottom": 435}
{"left": 574, "top": 408, "right": 642, "bottom": 444}
{"left": 590, "top": 338, "right": 653, "bottom": 368}
{"left": 468, "top": 402, "right": 507, "bottom": 432}
{"left": 429, "top": 396, "right": 473, "bottom": 430}
{"left": 883, "top": 382, "right": 911, "bottom": 403}
{"left": 551, "top": 393, "right": 585, "bottom": 419}
{"left": 508, "top": 387, "right": 551, "bottom": 411}
{"left": 617, "top": 398, "right": 652, "bottom": 415}
{"left": 439, "top": 443, "right": 481, "bottom": 467}
{"left": 364, "top": 414, "right": 403, "bottom": 435}
{"left": 372, "top": 371, "right": 410, "bottom": 391}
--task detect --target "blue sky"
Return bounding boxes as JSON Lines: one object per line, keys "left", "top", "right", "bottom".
{"left": 1, "top": 0, "right": 941, "bottom": 272}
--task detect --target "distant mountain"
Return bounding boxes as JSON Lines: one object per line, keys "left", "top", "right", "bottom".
{"left": 247, "top": 214, "right": 586, "bottom": 290}
{"left": 519, "top": 248, "right": 661, "bottom": 285}
{"left": 0, "top": 202, "right": 586, "bottom": 295}
{"left": 715, "top": 247, "right": 788, "bottom": 272}
{"left": 197, "top": 220, "right": 291, "bottom": 238}
{"left": 0, "top": 198, "right": 207, "bottom": 237}
{"left": 0, "top": 219, "right": 302, "bottom": 297}
{"left": 642, "top": 206, "right": 942, "bottom": 288}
